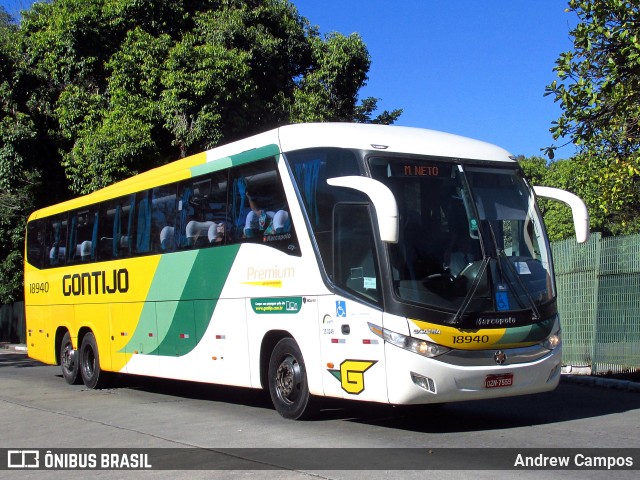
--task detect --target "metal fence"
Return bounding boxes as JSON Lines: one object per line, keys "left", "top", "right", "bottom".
{"left": 0, "top": 301, "right": 25, "bottom": 344}
{"left": 553, "top": 232, "right": 640, "bottom": 374}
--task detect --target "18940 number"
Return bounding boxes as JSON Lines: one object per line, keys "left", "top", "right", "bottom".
{"left": 452, "top": 335, "right": 490, "bottom": 344}
{"left": 28, "top": 282, "right": 49, "bottom": 294}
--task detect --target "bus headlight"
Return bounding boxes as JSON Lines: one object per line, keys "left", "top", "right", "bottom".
{"left": 368, "top": 323, "right": 450, "bottom": 358}
{"left": 542, "top": 323, "right": 562, "bottom": 350}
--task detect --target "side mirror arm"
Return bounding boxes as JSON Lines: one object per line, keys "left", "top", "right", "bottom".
{"left": 533, "top": 186, "right": 590, "bottom": 243}
{"left": 327, "top": 176, "right": 399, "bottom": 243}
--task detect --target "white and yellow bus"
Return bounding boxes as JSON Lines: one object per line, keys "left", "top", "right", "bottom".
{"left": 24, "top": 123, "right": 589, "bottom": 419}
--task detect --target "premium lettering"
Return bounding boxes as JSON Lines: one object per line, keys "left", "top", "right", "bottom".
{"left": 247, "top": 266, "right": 294, "bottom": 281}
{"left": 62, "top": 269, "right": 129, "bottom": 296}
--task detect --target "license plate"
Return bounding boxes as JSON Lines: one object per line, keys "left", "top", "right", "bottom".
{"left": 485, "top": 373, "right": 513, "bottom": 388}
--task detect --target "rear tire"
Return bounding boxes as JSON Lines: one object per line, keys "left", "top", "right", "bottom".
{"left": 79, "top": 332, "right": 109, "bottom": 389}
{"left": 268, "top": 338, "right": 314, "bottom": 420}
{"left": 60, "top": 331, "right": 81, "bottom": 385}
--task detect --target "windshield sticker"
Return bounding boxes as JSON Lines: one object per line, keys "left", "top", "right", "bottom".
{"left": 495, "top": 291, "right": 510, "bottom": 311}
{"left": 515, "top": 262, "right": 532, "bottom": 275}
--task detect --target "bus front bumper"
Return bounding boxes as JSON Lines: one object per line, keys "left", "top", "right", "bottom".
{"left": 385, "top": 343, "right": 562, "bottom": 405}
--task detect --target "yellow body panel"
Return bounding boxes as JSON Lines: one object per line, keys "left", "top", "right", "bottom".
{"left": 25, "top": 254, "right": 161, "bottom": 368}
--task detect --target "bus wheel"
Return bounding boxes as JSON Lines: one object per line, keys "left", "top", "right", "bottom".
{"left": 60, "top": 332, "right": 81, "bottom": 385}
{"left": 79, "top": 332, "right": 108, "bottom": 389}
{"left": 268, "top": 338, "right": 313, "bottom": 420}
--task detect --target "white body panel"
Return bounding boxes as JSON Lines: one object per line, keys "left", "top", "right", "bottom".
{"left": 385, "top": 344, "right": 562, "bottom": 404}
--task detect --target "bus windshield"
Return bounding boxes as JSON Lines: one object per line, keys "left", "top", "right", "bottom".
{"left": 369, "top": 157, "right": 554, "bottom": 317}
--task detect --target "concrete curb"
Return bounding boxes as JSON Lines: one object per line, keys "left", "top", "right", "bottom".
{"left": 0, "top": 343, "right": 27, "bottom": 353}
{"left": 561, "top": 373, "right": 640, "bottom": 392}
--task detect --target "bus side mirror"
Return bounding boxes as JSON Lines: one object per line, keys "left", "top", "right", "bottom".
{"left": 533, "top": 186, "right": 590, "bottom": 244}
{"left": 327, "top": 176, "right": 399, "bottom": 243}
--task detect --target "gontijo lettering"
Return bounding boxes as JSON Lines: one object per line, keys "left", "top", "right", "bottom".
{"left": 62, "top": 269, "right": 129, "bottom": 296}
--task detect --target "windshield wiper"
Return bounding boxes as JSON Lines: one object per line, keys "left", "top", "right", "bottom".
{"left": 449, "top": 256, "right": 490, "bottom": 325}
{"left": 448, "top": 220, "right": 541, "bottom": 325}
{"left": 447, "top": 216, "right": 497, "bottom": 325}
{"left": 496, "top": 250, "right": 541, "bottom": 320}
{"left": 480, "top": 218, "right": 539, "bottom": 319}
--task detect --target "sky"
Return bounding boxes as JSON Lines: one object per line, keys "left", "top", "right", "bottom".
{"left": 1, "top": 0, "right": 579, "bottom": 158}
{"left": 292, "top": 0, "right": 579, "bottom": 158}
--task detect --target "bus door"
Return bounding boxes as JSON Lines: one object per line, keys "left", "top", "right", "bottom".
{"left": 317, "top": 203, "right": 387, "bottom": 402}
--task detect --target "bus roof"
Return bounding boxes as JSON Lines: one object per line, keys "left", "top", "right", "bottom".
{"left": 29, "top": 123, "right": 515, "bottom": 220}
{"left": 276, "top": 123, "right": 515, "bottom": 162}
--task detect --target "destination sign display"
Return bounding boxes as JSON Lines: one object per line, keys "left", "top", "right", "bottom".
{"left": 387, "top": 162, "right": 446, "bottom": 178}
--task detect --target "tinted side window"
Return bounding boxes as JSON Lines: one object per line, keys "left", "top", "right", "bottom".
{"left": 334, "top": 204, "right": 381, "bottom": 304}
{"left": 135, "top": 191, "right": 151, "bottom": 254}
{"left": 286, "top": 148, "right": 362, "bottom": 268}
{"left": 26, "top": 220, "right": 46, "bottom": 269}
{"left": 99, "top": 194, "right": 136, "bottom": 261}
{"left": 150, "top": 185, "right": 177, "bottom": 254}
{"left": 176, "top": 170, "right": 229, "bottom": 249}
{"left": 229, "top": 157, "right": 299, "bottom": 255}
{"left": 286, "top": 148, "right": 361, "bottom": 231}
{"left": 67, "top": 207, "right": 99, "bottom": 264}
{"left": 45, "top": 214, "right": 68, "bottom": 267}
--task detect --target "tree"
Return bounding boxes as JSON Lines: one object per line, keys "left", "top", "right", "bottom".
{"left": 518, "top": 156, "right": 575, "bottom": 241}
{"left": 545, "top": 0, "right": 640, "bottom": 234}
{"left": 0, "top": 6, "right": 41, "bottom": 303}
{"left": 17, "top": 0, "right": 401, "bottom": 194}
{"left": 518, "top": 153, "right": 624, "bottom": 240}
{"left": 0, "top": 0, "right": 401, "bottom": 302}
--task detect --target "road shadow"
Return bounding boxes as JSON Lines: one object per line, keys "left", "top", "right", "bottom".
{"left": 108, "top": 374, "right": 276, "bottom": 412}
{"left": 0, "top": 352, "right": 44, "bottom": 368}
{"left": 338, "top": 380, "right": 640, "bottom": 433}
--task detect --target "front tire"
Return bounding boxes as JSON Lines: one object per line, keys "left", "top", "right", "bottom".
{"left": 268, "top": 338, "right": 314, "bottom": 420}
{"left": 60, "top": 331, "right": 81, "bottom": 385}
{"left": 79, "top": 332, "right": 109, "bottom": 389}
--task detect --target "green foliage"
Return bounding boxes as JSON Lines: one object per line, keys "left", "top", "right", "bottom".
{"left": 545, "top": 0, "right": 640, "bottom": 232}
{"left": 0, "top": 0, "right": 402, "bottom": 302}
{"left": 518, "top": 153, "right": 632, "bottom": 240}
{"left": 0, "top": 7, "right": 40, "bottom": 303}
{"left": 291, "top": 32, "right": 370, "bottom": 122}
{"left": 353, "top": 97, "right": 403, "bottom": 125}
{"left": 518, "top": 156, "right": 576, "bottom": 241}
{"left": 14, "top": 0, "right": 400, "bottom": 195}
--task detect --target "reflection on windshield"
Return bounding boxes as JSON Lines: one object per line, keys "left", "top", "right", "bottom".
{"left": 369, "top": 158, "right": 554, "bottom": 315}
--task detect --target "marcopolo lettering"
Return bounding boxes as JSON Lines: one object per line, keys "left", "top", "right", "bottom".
{"left": 62, "top": 269, "right": 129, "bottom": 296}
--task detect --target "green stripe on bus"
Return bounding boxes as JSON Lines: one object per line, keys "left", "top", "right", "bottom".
{"left": 495, "top": 317, "right": 555, "bottom": 345}
{"left": 120, "top": 245, "right": 241, "bottom": 356}
{"left": 153, "top": 245, "right": 240, "bottom": 356}
{"left": 189, "top": 144, "right": 280, "bottom": 177}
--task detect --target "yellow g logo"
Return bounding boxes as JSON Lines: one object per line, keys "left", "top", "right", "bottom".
{"left": 328, "top": 360, "right": 377, "bottom": 395}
